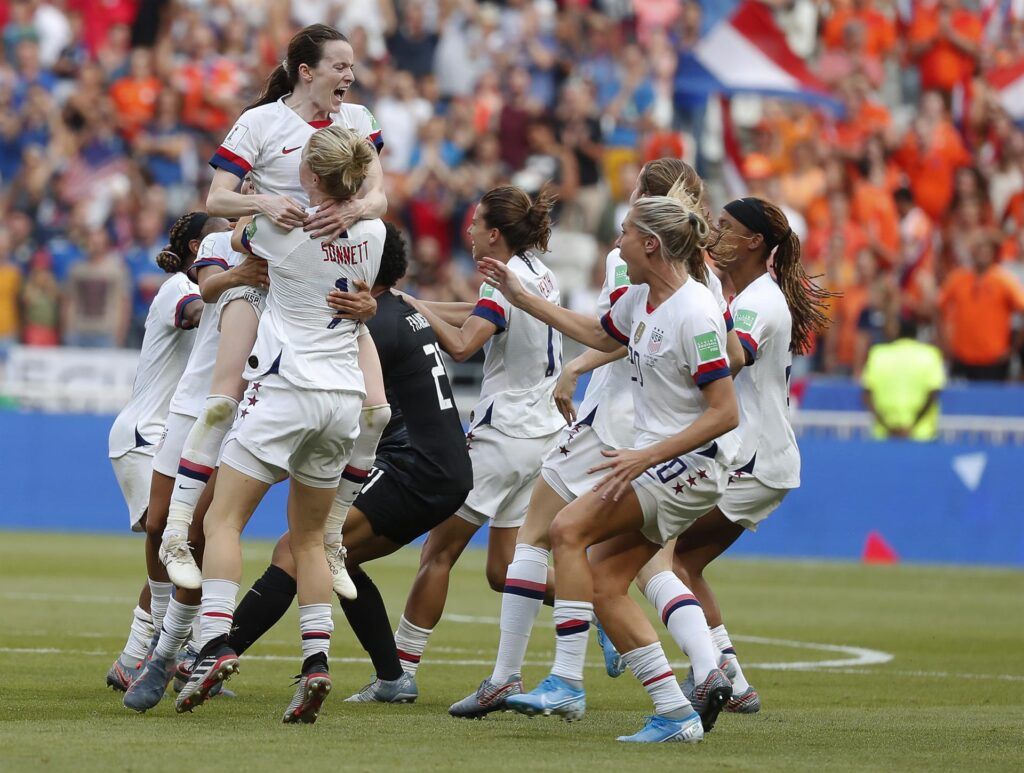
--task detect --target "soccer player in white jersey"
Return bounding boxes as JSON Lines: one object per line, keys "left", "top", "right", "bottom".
{"left": 121, "top": 225, "right": 271, "bottom": 711}
{"left": 387, "top": 186, "right": 564, "bottom": 686}
{"left": 160, "top": 24, "right": 390, "bottom": 594}
{"left": 476, "top": 185, "right": 739, "bottom": 743}
{"left": 176, "top": 127, "right": 384, "bottom": 725}
{"left": 450, "top": 158, "right": 742, "bottom": 722}
{"left": 666, "top": 197, "right": 832, "bottom": 714}
{"left": 105, "top": 212, "right": 229, "bottom": 693}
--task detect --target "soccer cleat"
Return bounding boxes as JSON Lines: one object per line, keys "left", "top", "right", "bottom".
{"left": 617, "top": 711, "right": 704, "bottom": 743}
{"left": 681, "top": 668, "right": 732, "bottom": 732}
{"left": 158, "top": 534, "right": 202, "bottom": 590}
{"left": 725, "top": 686, "right": 761, "bottom": 714}
{"left": 448, "top": 675, "right": 522, "bottom": 718}
{"left": 504, "top": 674, "right": 586, "bottom": 721}
{"left": 123, "top": 654, "right": 175, "bottom": 712}
{"left": 718, "top": 651, "right": 739, "bottom": 681}
{"left": 325, "top": 541, "right": 357, "bottom": 600}
{"left": 106, "top": 655, "right": 145, "bottom": 692}
{"left": 345, "top": 672, "right": 419, "bottom": 704}
{"left": 174, "top": 636, "right": 239, "bottom": 713}
{"left": 594, "top": 621, "right": 625, "bottom": 678}
{"left": 283, "top": 671, "right": 332, "bottom": 724}
{"left": 172, "top": 644, "right": 199, "bottom": 693}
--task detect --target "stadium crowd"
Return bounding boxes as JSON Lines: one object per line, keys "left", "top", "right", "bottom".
{"left": 1, "top": 0, "right": 1024, "bottom": 380}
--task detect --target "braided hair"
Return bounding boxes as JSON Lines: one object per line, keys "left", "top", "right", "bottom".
{"left": 155, "top": 212, "right": 211, "bottom": 274}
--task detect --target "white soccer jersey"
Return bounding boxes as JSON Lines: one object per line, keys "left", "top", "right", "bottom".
{"left": 109, "top": 273, "right": 201, "bottom": 457}
{"left": 241, "top": 213, "right": 384, "bottom": 394}
{"left": 469, "top": 253, "right": 564, "bottom": 439}
{"left": 575, "top": 248, "right": 635, "bottom": 448}
{"left": 601, "top": 278, "right": 739, "bottom": 465}
{"left": 730, "top": 273, "right": 800, "bottom": 489}
{"left": 210, "top": 97, "right": 382, "bottom": 204}
{"left": 168, "top": 231, "right": 245, "bottom": 418}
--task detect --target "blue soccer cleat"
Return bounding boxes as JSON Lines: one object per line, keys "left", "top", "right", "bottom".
{"left": 617, "top": 711, "right": 704, "bottom": 743}
{"left": 594, "top": 621, "right": 625, "bottom": 678}
{"left": 123, "top": 654, "right": 176, "bottom": 712}
{"left": 504, "top": 674, "right": 586, "bottom": 721}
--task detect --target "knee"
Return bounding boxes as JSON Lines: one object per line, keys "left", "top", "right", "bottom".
{"left": 548, "top": 516, "right": 585, "bottom": 552}
{"left": 672, "top": 555, "right": 702, "bottom": 585}
{"left": 145, "top": 510, "right": 165, "bottom": 542}
{"left": 485, "top": 562, "right": 507, "bottom": 593}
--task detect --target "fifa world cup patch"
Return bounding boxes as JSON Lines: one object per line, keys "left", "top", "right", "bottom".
{"left": 694, "top": 331, "right": 722, "bottom": 362}
{"left": 222, "top": 123, "right": 248, "bottom": 151}
{"left": 735, "top": 309, "right": 758, "bottom": 333}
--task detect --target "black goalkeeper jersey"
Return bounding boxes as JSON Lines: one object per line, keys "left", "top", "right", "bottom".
{"left": 364, "top": 292, "right": 473, "bottom": 493}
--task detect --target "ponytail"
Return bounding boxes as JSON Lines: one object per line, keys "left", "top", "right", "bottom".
{"left": 246, "top": 64, "right": 293, "bottom": 112}
{"left": 156, "top": 246, "right": 185, "bottom": 274}
{"left": 725, "top": 197, "right": 837, "bottom": 353}
{"left": 480, "top": 184, "right": 556, "bottom": 255}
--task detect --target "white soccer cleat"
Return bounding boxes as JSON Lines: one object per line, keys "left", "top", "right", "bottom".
{"left": 159, "top": 534, "right": 202, "bottom": 590}
{"left": 325, "top": 541, "right": 357, "bottom": 600}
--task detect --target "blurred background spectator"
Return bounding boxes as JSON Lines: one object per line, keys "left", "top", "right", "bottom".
{"left": 0, "top": 0, "right": 1022, "bottom": 382}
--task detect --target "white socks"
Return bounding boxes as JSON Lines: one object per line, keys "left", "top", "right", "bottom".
{"left": 121, "top": 605, "right": 154, "bottom": 662}
{"left": 623, "top": 642, "right": 689, "bottom": 718}
{"left": 491, "top": 544, "right": 548, "bottom": 683}
{"left": 329, "top": 405, "right": 391, "bottom": 540}
{"left": 711, "top": 624, "right": 751, "bottom": 692}
{"left": 199, "top": 578, "right": 239, "bottom": 647}
{"left": 165, "top": 395, "right": 237, "bottom": 539}
{"left": 394, "top": 615, "right": 432, "bottom": 676}
{"left": 155, "top": 597, "right": 200, "bottom": 660}
{"left": 644, "top": 570, "right": 718, "bottom": 683}
{"left": 148, "top": 580, "right": 173, "bottom": 633}
{"left": 551, "top": 599, "right": 592, "bottom": 686}
{"left": 299, "top": 603, "right": 334, "bottom": 662}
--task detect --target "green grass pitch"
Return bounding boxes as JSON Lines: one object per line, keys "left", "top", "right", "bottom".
{"left": 0, "top": 531, "right": 1022, "bottom": 772}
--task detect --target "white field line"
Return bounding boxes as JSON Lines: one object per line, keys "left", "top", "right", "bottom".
{"left": 0, "top": 646, "right": 1021, "bottom": 683}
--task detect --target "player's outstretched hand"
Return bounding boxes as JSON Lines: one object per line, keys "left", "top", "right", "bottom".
{"left": 305, "top": 199, "right": 361, "bottom": 241}
{"left": 261, "top": 195, "right": 307, "bottom": 229}
{"left": 327, "top": 279, "right": 377, "bottom": 322}
{"left": 588, "top": 448, "right": 654, "bottom": 502}
{"left": 476, "top": 257, "right": 526, "bottom": 305}
{"left": 233, "top": 255, "right": 270, "bottom": 290}
{"left": 553, "top": 366, "right": 578, "bottom": 425}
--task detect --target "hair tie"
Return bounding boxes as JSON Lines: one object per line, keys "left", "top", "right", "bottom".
{"left": 281, "top": 58, "right": 289, "bottom": 70}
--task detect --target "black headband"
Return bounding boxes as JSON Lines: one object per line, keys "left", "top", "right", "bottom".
{"left": 183, "top": 212, "right": 210, "bottom": 247}
{"left": 724, "top": 198, "right": 789, "bottom": 250}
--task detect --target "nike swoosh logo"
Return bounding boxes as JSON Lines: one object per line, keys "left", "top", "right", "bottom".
{"left": 177, "top": 485, "right": 197, "bottom": 491}
{"left": 282, "top": 146, "right": 301, "bottom": 154}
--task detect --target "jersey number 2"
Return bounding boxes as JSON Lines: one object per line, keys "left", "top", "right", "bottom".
{"left": 423, "top": 343, "right": 454, "bottom": 411}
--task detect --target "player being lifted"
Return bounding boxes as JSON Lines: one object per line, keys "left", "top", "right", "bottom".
{"left": 221, "top": 223, "right": 473, "bottom": 704}
{"left": 476, "top": 184, "right": 740, "bottom": 743}
{"left": 160, "top": 23, "right": 389, "bottom": 599}
{"left": 175, "top": 126, "right": 384, "bottom": 724}
{"left": 389, "top": 186, "right": 565, "bottom": 686}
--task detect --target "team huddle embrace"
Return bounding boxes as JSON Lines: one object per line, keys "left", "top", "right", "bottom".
{"left": 105, "top": 24, "right": 831, "bottom": 742}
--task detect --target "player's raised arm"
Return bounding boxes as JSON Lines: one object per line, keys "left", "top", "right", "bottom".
{"left": 477, "top": 257, "right": 618, "bottom": 352}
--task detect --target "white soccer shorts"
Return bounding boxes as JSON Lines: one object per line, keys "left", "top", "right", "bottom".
{"left": 151, "top": 411, "right": 198, "bottom": 478}
{"left": 220, "top": 375, "right": 361, "bottom": 489}
{"left": 632, "top": 452, "right": 729, "bottom": 546}
{"left": 540, "top": 423, "right": 610, "bottom": 504}
{"left": 218, "top": 285, "right": 267, "bottom": 329}
{"left": 456, "top": 424, "right": 560, "bottom": 529}
{"left": 719, "top": 475, "right": 790, "bottom": 531}
{"left": 111, "top": 447, "right": 155, "bottom": 531}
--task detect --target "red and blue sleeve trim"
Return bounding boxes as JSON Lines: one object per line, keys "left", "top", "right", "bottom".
{"left": 174, "top": 294, "right": 202, "bottom": 329}
{"left": 368, "top": 130, "right": 383, "bottom": 153}
{"left": 693, "top": 358, "right": 730, "bottom": 387}
{"left": 736, "top": 330, "right": 758, "bottom": 360}
{"left": 472, "top": 299, "right": 507, "bottom": 332}
{"left": 209, "top": 146, "right": 253, "bottom": 179}
{"left": 609, "top": 286, "right": 627, "bottom": 307}
{"left": 600, "top": 312, "right": 629, "bottom": 345}
{"left": 723, "top": 308, "right": 734, "bottom": 332}
{"left": 192, "top": 257, "right": 230, "bottom": 272}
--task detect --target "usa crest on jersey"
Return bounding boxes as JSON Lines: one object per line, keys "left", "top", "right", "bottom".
{"left": 649, "top": 327, "right": 664, "bottom": 354}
